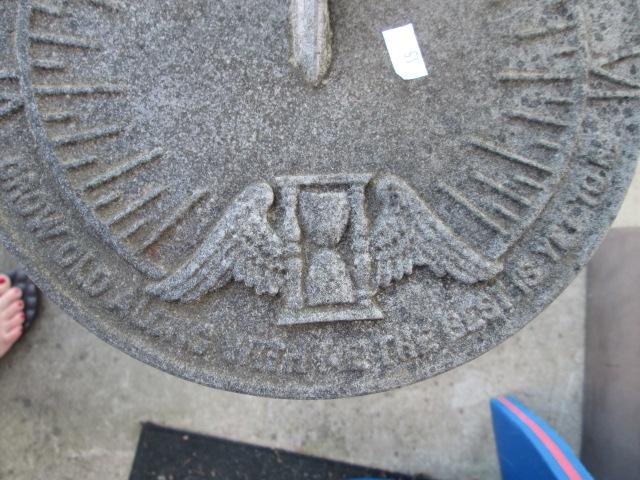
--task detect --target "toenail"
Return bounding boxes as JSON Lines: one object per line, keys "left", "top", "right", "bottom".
{"left": 17, "top": 301, "right": 24, "bottom": 308}
{"left": 12, "top": 287, "right": 21, "bottom": 295}
{"left": 0, "top": 277, "right": 5, "bottom": 284}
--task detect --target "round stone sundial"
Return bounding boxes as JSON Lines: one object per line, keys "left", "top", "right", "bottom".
{"left": 0, "top": 0, "right": 638, "bottom": 398}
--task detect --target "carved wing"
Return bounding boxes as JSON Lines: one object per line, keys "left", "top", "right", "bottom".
{"left": 147, "top": 183, "right": 286, "bottom": 302}
{"left": 370, "top": 175, "right": 503, "bottom": 288}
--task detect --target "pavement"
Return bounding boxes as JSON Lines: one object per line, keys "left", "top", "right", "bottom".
{"left": 0, "top": 164, "right": 637, "bottom": 480}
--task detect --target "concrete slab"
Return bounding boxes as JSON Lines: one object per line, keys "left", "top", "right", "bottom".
{"left": 613, "top": 161, "right": 640, "bottom": 228}
{"left": 0, "top": 246, "right": 585, "bottom": 480}
{"left": 583, "top": 228, "right": 640, "bottom": 479}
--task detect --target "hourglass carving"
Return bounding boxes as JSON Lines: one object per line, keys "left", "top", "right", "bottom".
{"left": 300, "top": 191, "right": 355, "bottom": 306}
{"left": 275, "top": 174, "right": 383, "bottom": 325}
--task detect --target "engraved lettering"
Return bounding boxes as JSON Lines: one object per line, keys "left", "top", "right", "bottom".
{"left": 0, "top": 156, "right": 116, "bottom": 300}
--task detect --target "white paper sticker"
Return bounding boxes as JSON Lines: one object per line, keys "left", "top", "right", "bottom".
{"left": 382, "top": 23, "right": 428, "bottom": 80}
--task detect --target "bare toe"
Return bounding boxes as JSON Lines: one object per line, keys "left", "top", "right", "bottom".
{"left": 3, "top": 311, "right": 25, "bottom": 333}
{"left": 0, "top": 325, "right": 22, "bottom": 358}
{"left": 0, "top": 274, "right": 11, "bottom": 296}
{"left": 0, "top": 287, "right": 22, "bottom": 311}
{"left": 1, "top": 299, "right": 24, "bottom": 321}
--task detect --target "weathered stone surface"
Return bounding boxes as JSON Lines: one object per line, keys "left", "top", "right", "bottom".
{"left": 0, "top": 0, "right": 638, "bottom": 398}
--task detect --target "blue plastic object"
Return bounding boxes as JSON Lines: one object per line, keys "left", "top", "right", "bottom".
{"left": 491, "top": 396, "right": 593, "bottom": 480}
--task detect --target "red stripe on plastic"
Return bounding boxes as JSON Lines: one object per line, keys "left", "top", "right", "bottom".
{"left": 497, "top": 396, "right": 582, "bottom": 480}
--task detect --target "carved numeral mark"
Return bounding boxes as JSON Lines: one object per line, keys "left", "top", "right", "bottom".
{"left": 474, "top": 172, "right": 532, "bottom": 207}
{"left": 469, "top": 137, "right": 555, "bottom": 175}
{"left": 92, "top": 191, "right": 121, "bottom": 210}
{"left": 551, "top": 47, "right": 579, "bottom": 58}
{"left": 0, "top": 71, "right": 18, "bottom": 80}
{"left": 43, "top": 110, "right": 75, "bottom": 123}
{"left": 498, "top": 70, "right": 575, "bottom": 82}
{"left": 106, "top": 186, "right": 165, "bottom": 227}
{"left": 32, "top": 2, "right": 65, "bottom": 17}
{"left": 118, "top": 217, "right": 149, "bottom": 240}
{"left": 543, "top": 96, "right": 575, "bottom": 106}
{"left": 33, "top": 83, "right": 126, "bottom": 96}
{"left": 487, "top": 200, "right": 521, "bottom": 222}
{"left": 438, "top": 183, "right": 508, "bottom": 235}
{"left": 31, "top": 58, "right": 66, "bottom": 71}
{"left": 587, "top": 90, "right": 640, "bottom": 100}
{"left": 590, "top": 67, "right": 640, "bottom": 89}
{"left": 0, "top": 99, "right": 24, "bottom": 120}
{"left": 587, "top": 48, "right": 640, "bottom": 101}
{"left": 84, "top": 0, "right": 122, "bottom": 11}
{"left": 514, "top": 175, "right": 546, "bottom": 191}
{"left": 535, "top": 139, "right": 562, "bottom": 151}
{"left": 515, "top": 23, "right": 576, "bottom": 41}
{"left": 29, "top": 31, "right": 98, "bottom": 50}
{"left": 505, "top": 110, "right": 570, "bottom": 129}
{"left": 137, "top": 190, "right": 208, "bottom": 253}
{"left": 62, "top": 156, "right": 97, "bottom": 170}
{"left": 50, "top": 124, "right": 124, "bottom": 147}
{"left": 84, "top": 149, "right": 163, "bottom": 191}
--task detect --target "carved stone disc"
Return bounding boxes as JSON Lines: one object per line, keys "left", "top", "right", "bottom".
{"left": 0, "top": 0, "right": 638, "bottom": 398}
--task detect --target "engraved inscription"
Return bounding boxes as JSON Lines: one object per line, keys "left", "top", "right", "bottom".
{"left": 0, "top": 158, "right": 112, "bottom": 298}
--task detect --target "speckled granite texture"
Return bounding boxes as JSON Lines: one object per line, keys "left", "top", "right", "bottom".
{"left": 0, "top": 0, "right": 638, "bottom": 398}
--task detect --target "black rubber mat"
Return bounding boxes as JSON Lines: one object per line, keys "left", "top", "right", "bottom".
{"left": 130, "top": 423, "right": 427, "bottom": 480}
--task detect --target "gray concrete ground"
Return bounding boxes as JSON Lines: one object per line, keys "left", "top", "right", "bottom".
{"left": 583, "top": 228, "right": 640, "bottom": 479}
{"left": 0, "top": 166, "right": 637, "bottom": 480}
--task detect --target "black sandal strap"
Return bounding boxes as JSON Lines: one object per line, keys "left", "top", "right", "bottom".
{"left": 8, "top": 270, "right": 40, "bottom": 333}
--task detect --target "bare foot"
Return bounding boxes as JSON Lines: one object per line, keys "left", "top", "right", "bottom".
{"left": 0, "top": 274, "right": 25, "bottom": 358}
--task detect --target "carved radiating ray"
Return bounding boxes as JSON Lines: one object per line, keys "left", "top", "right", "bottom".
{"left": 31, "top": 58, "right": 66, "bottom": 70}
{"left": 515, "top": 23, "right": 576, "bottom": 40}
{"left": 487, "top": 200, "right": 521, "bottom": 222}
{"left": 50, "top": 123, "right": 124, "bottom": 146}
{"left": 0, "top": 100, "right": 24, "bottom": 120}
{"left": 438, "top": 182, "right": 507, "bottom": 235}
{"left": 597, "top": 47, "right": 640, "bottom": 68}
{"left": 84, "top": 0, "right": 122, "bottom": 11}
{"left": 497, "top": 70, "right": 575, "bottom": 82}
{"left": 84, "top": 148, "right": 163, "bottom": 190}
{"left": 0, "top": 69, "right": 24, "bottom": 120}
{"left": 0, "top": 71, "right": 18, "bottom": 80}
{"left": 29, "top": 31, "right": 98, "bottom": 50}
{"left": 32, "top": 2, "right": 65, "bottom": 17}
{"left": 33, "top": 83, "right": 126, "bottom": 96}
{"left": 137, "top": 190, "right": 209, "bottom": 253}
{"left": 587, "top": 90, "right": 640, "bottom": 101}
{"left": 506, "top": 110, "right": 570, "bottom": 129}
{"left": 473, "top": 172, "right": 532, "bottom": 207}
{"left": 543, "top": 96, "right": 575, "bottom": 105}
{"left": 118, "top": 217, "right": 149, "bottom": 240}
{"left": 590, "top": 66, "right": 640, "bottom": 90}
{"left": 92, "top": 191, "right": 121, "bottom": 209}
{"left": 43, "top": 110, "right": 75, "bottom": 123}
{"left": 468, "top": 137, "right": 555, "bottom": 174}
{"left": 551, "top": 47, "right": 579, "bottom": 57}
{"left": 586, "top": 47, "right": 640, "bottom": 101}
{"left": 514, "top": 175, "right": 546, "bottom": 191}
{"left": 62, "top": 156, "right": 97, "bottom": 170}
{"left": 105, "top": 186, "right": 166, "bottom": 226}
{"left": 535, "top": 139, "right": 562, "bottom": 151}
